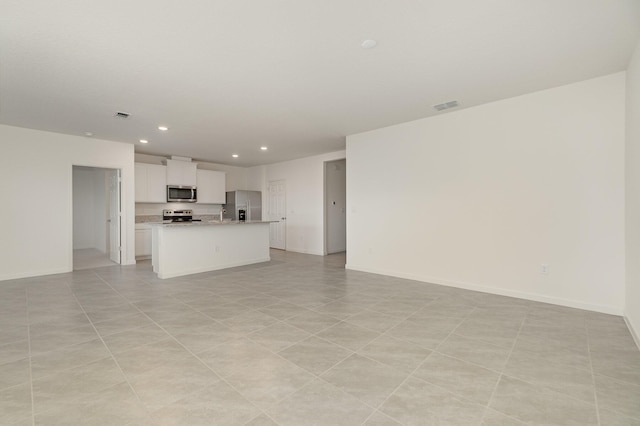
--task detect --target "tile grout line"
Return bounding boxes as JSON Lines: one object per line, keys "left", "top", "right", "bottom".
{"left": 129, "top": 267, "right": 417, "bottom": 422}
{"left": 358, "top": 300, "right": 474, "bottom": 425}
{"left": 380, "top": 311, "right": 599, "bottom": 422}
{"left": 64, "top": 271, "right": 158, "bottom": 424}
{"left": 16, "top": 254, "right": 636, "bottom": 425}
{"left": 376, "top": 304, "right": 531, "bottom": 424}
{"left": 216, "top": 303, "right": 524, "bottom": 426}
{"left": 584, "top": 321, "right": 640, "bottom": 422}
{"left": 25, "top": 287, "right": 35, "bottom": 426}
{"left": 94, "top": 270, "right": 287, "bottom": 426}
{"left": 484, "top": 316, "right": 606, "bottom": 411}
{"left": 327, "top": 300, "right": 525, "bottom": 423}
{"left": 585, "top": 318, "right": 603, "bottom": 426}
{"left": 481, "top": 307, "right": 531, "bottom": 424}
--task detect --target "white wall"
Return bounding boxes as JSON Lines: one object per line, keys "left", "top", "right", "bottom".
{"left": 347, "top": 73, "right": 626, "bottom": 314}
{"left": 249, "top": 150, "right": 346, "bottom": 255}
{"left": 72, "top": 168, "right": 108, "bottom": 251}
{"left": 73, "top": 168, "right": 96, "bottom": 249}
{"left": 325, "top": 159, "right": 347, "bottom": 254}
{"left": 0, "top": 125, "right": 135, "bottom": 281}
{"left": 626, "top": 40, "right": 640, "bottom": 344}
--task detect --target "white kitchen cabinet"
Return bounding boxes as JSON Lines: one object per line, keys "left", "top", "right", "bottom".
{"left": 135, "top": 224, "right": 152, "bottom": 258}
{"left": 166, "top": 160, "right": 197, "bottom": 186}
{"left": 135, "top": 163, "right": 167, "bottom": 203}
{"left": 196, "top": 169, "right": 226, "bottom": 204}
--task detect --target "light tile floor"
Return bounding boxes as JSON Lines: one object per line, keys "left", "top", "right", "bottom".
{"left": 73, "top": 248, "right": 118, "bottom": 271}
{"left": 1, "top": 250, "right": 639, "bottom": 425}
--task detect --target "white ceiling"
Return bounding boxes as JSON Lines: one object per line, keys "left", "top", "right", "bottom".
{"left": 1, "top": 1, "right": 639, "bottom": 167}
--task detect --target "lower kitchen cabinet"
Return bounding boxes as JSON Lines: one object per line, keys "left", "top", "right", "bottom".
{"left": 135, "top": 224, "right": 152, "bottom": 258}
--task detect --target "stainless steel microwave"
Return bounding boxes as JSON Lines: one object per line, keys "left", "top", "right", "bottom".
{"left": 167, "top": 185, "right": 197, "bottom": 203}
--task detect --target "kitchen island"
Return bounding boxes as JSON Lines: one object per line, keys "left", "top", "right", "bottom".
{"left": 150, "top": 221, "right": 273, "bottom": 279}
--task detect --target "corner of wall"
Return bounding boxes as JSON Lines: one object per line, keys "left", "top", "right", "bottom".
{"left": 625, "top": 316, "right": 640, "bottom": 350}
{"left": 625, "top": 37, "right": 640, "bottom": 346}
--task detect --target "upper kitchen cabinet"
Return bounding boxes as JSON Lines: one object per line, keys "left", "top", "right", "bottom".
{"left": 196, "top": 169, "right": 226, "bottom": 204}
{"left": 166, "top": 159, "right": 197, "bottom": 186}
{"left": 135, "top": 163, "right": 167, "bottom": 203}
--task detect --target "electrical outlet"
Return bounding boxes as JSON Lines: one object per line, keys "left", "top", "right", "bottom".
{"left": 541, "top": 264, "right": 550, "bottom": 274}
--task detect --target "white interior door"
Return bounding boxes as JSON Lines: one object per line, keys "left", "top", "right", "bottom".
{"left": 325, "top": 159, "right": 346, "bottom": 254}
{"left": 269, "top": 180, "right": 286, "bottom": 250}
{"left": 108, "top": 169, "right": 121, "bottom": 264}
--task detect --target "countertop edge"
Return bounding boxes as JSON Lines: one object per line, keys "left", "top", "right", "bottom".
{"left": 150, "top": 220, "right": 277, "bottom": 227}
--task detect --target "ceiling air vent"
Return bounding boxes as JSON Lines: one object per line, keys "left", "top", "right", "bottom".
{"left": 433, "top": 100, "right": 459, "bottom": 112}
{"left": 114, "top": 111, "right": 131, "bottom": 119}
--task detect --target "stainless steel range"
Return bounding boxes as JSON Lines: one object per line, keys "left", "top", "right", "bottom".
{"left": 162, "top": 209, "right": 200, "bottom": 223}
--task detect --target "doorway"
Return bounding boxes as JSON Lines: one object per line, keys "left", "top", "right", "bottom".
{"left": 72, "top": 166, "right": 121, "bottom": 270}
{"left": 269, "top": 180, "right": 286, "bottom": 250}
{"left": 324, "top": 159, "right": 346, "bottom": 255}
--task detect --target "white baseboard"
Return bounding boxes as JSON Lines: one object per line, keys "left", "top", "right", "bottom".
{"left": 0, "top": 267, "right": 71, "bottom": 282}
{"left": 285, "top": 247, "right": 325, "bottom": 256}
{"left": 346, "top": 263, "right": 623, "bottom": 316}
{"left": 157, "top": 257, "right": 271, "bottom": 279}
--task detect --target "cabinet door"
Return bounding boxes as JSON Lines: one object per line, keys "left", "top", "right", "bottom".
{"left": 196, "top": 170, "right": 226, "bottom": 204}
{"left": 135, "top": 229, "right": 152, "bottom": 257}
{"left": 135, "top": 163, "right": 167, "bottom": 203}
{"left": 135, "top": 229, "right": 145, "bottom": 256}
{"left": 141, "top": 229, "right": 152, "bottom": 256}
{"left": 166, "top": 160, "right": 197, "bottom": 186}
{"left": 165, "top": 160, "right": 182, "bottom": 185}
{"left": 183, "top": 163, "right": 197, "bottom": 186}
{"left": 146, "top": 164, "right": 167, "bottom": 203}
{"left": 135, "top": 164, "right": 148, "bottom": 202}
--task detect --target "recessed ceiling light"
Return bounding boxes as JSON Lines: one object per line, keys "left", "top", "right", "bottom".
{"left": 361, "top": 39, "right": 377, "bottom": 49}
{"left": 139, "top": 139, "right": 149, "bottom": 144}
{"left": 158, "top": 126, "right": 168, "bottom": 131}
{"left": 260, "top": 146, "right": 268, "bottom": 151}
{"left": 232, "top": 154, "right": 239, "bottom": 158}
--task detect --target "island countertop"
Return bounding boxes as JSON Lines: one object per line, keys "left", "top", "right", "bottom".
{"left": 150, "top": 220, "right": 278, "bottom": 227}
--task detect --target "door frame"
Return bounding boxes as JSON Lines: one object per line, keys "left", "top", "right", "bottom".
{"left": 323, "top": 158, "right": 347, "bottom": 255}
{"left": 108, "top": 169, "right": 122, "bottom": 264}
{"left": 268, "top": 179, "right": 286, "bottom": 250}
{"left": 70, "top": 164, "right": 123, "bottom": 269}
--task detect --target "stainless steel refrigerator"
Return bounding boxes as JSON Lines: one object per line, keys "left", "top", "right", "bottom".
{"left": 224, "top": 190, "right": 262, "bottom": 221}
